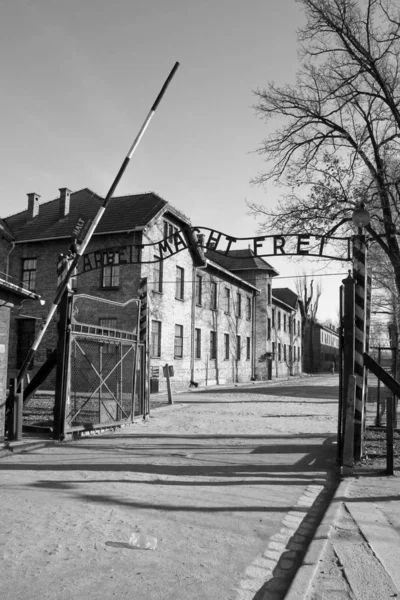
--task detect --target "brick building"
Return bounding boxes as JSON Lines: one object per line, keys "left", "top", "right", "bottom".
{"left": 2, "top": 188, "right": 302, "bottom": 393}
{"left": 303, "top": 320, "right": 339, "bottom": 373}
{"left": 271, "top": 288, "right": 302, "bottom": 378}
{"left": 0, "top": 221, "right": 42, "bottom": 440}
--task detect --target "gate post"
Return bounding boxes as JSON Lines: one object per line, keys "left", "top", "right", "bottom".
{"left": 352, "top": 234, "right": 367, "bottom": 461}
{"left": 139, "top": 277, "right": 150, "bottom": 418}
{"left": 53, "top": 289, "right": 73, "bottom": 440}
{"left": 341, "top": 273, "right": 355, "bottom": 469}
{"left": 54, "top": 254, "right": 74, "bottom": 441}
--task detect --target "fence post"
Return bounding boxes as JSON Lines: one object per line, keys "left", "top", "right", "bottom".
{"left": 386, "top": 396, "right": 394, "bottom": 476}
{"left": 343, "top": 375, "right": 356, "bottom": 476}
{"left": 341, "top": 273, "right": 355, "bottom": 466}
{"left": 353, "top": 234, "right": 367, "bottom": 461}
{"left": 337, "top": 284, "right": 344, "bottom": 465}
{"left": 53, "top": 289, "right": 73, "bottom": 440}
{"left": 376, "top": 347, "right": 382, "bottom": 427}
{"left": 164, "top": 364, "right": 174, "bottom": 405}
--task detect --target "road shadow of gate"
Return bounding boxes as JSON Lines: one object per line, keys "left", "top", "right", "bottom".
{"left": 185, "top": 384, "right": 340, "bottom": 401}
{"left": 1, "top": 435, "right": 337, "bottom": 504}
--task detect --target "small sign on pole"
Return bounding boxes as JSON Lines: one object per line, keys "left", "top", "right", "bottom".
{"left": 163, "top": 363, "right": 174, "bottom": 404}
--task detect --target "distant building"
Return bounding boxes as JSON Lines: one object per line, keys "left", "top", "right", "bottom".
{"left": 303, "top": 320, "right": 339, "bottom": 373}
{"left": 271, "top": 288, "right": 302, "bottom": 378}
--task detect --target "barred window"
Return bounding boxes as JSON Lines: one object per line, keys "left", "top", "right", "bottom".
{"left": 224, "top": 288, "right": 230, "bottom": 313}
{"left": 151, "top": 320, "right": 161, "bottom": 357}
{"left": 236, "top": 292, "right": 242, "bottom": 318}
{"left": 210, "top": 331, "right": 217, "bottom": 359}
{"left": 210, "top": 282, "right": 217, "bottom": 310}
{"left": 176, "top": 266, "right": 184, "bottom": 300}
{"left": 224, "top": 333, "right": 230, "bottom": 360}
{"left": 246, "top": 297, "right": 251, "bottom": 320}
{"left": 153, "top": 255, "right": 163, "bottom": 293}
{"left": 174, "top": 324, "right": 183, "bottom": 358}
{"left": 102, "top": 254, "right": 119, "bottom": 288}
{"left": 22, "top": 258, "right": 37, "bottom": 291}
{"left": 195, "top": 274, "right": 202, "bottom": 305}
{"left": 195, "top": 328, "right": 201, "bottom": 359}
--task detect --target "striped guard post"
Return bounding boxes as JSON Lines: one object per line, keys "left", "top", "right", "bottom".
{"left": 139, "top": 277, "right": 149, "bottom": 344}
{"left": 138, "top": 276, "right": 150, "bottom": 416}
{"left": 57, "top": 254, "right": 73, "bottom": 290}
{"left": 353, "top": 234, "right": 367, "bottom": 461}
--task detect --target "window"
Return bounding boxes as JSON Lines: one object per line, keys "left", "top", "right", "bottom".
{"left": 195, "top": 328, "right": 201, "bottom": 359}
{"left": 246, "top": 297, "right": 251, "bottom": 320}
{"left": 236, "top": 292, "right": 242, "bottom": 318}
{"left": 21, "top": 258, "right": 37, "bottom": 291}
{"left": 16, "top": 318, "right": 35, "bottom": 369}
{"left": 283, "top": 314, "right": 287, "bottom": 332}
{"left": 298, "top": 320, "right": 301, "bottom": 336}
{"left": 176, "top": 266, "right": 184, "bottom": 300}
{"left": 246, "top": 337, "right": 251, "bottom": 360}
{"left": 284, "top": 344, "right": 287, "bottom": 362}
{"left": 102, "top": 254, "right": 119, "bottom": 288}
{"left": 267, "top": 318, "right": 271, "bottom": 341}
{"left": 164, "top": 220, "right": 179, "bottom": 240}
{"left": 267, "top": 283, "right": 271, "bottom": 304}
{"left": 224, "top": 287, "right": 230, "bottom": 313}
{"left": 151, "top": 320, "right": 161, "bottom": 357}
{"left": 277, "top": 311, "right": 281, "bottom": 330}
{"left": 289, "top": 346, "right": 292, "bottom": 363}
{"left": 224, "top": 333, "right": 230, "bottom": 360}
{"left": 272, "top": 308, "right": 275, "bottom": 328}
{"left": 195, "top": 274, "right": 202, "bottom": 305}
{"left": 153, "top": 255, "right": 163, "bottom": 293}
{"left": 236, "top": 335, "right": 241, "bottom": 360}
{"left": 210, "top": 282, "right": 217, "bottom": 310}
{"left": 174, "top": 324, "right": 183, "bottom": 358}
{"left": 278, "top": 343, "right": 281, "bottom": 361}
{"left": 272, "top": 341, "right": 276, "bottom": 361}
{"left": 210, "top": 331, "right": 217, "bottom": 359}
{"left": 288, "top": 316, "right": 292, "bottom": 334}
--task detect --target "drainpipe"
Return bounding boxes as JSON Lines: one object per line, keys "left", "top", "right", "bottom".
{"left": 251, "top": 291, "right": 257, "bottom": 380}
{"left": 190, "top": 266, "right": 196, "bottom": 383}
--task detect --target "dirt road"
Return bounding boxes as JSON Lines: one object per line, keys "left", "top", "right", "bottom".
{"left": 1, "top": 375, "right": 339, "bottom": 600}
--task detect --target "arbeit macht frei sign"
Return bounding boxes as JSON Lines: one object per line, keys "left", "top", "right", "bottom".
{"left": 77, "top": 226, "right": 352, "bottom": 275}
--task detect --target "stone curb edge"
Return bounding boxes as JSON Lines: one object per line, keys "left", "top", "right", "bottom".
{"left": 284, "top": 478, "right": 353, "bottom": 600}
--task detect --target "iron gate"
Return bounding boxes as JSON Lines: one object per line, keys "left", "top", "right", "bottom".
{"left": 63, "top": 293, "right": 145, "bottom": 433}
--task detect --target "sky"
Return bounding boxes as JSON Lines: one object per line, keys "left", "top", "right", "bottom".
{"left": 0, "top": 0, "right": 348, "bottom": 321}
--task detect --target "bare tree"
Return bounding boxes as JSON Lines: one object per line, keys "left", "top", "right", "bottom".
{"left": 296, "top": 275, "right": 322, "bottom": 371}
{"left": 249, "top": 0, "right": 400, "bottom": 294}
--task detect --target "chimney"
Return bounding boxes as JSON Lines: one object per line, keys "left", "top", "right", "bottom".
{"left": 59, "top": 188, "right": 71, "bottom": 219}
{"left": 27, "top": 193, "right": 40, "bottom": 219}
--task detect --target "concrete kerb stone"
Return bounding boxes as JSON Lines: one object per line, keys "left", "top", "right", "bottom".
{"left": 284, "top": 479, "right": 352, "bottom": 600}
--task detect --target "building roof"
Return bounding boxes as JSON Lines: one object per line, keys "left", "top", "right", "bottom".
{"left": 0, "top": 218, "right": 15, "bottom": 241}
{"left": 4, "top": 189, "right": 170, "bottom": 242}
{"left": 272, "top": 288, "right": 299, "bottom": 310}
{"left": 204, "top": 258, "right": 260, "bottom": 293}
{"left": 205, "top": 248, "right": 279, "bottom": 275}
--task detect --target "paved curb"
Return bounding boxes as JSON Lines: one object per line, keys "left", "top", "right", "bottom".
{"left": 284, "top": 478, "right": 353, "bottom": 600}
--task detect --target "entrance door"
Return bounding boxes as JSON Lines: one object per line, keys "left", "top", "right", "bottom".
{"left": 16, "top": 318, "right": 35, "bottom": 371}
